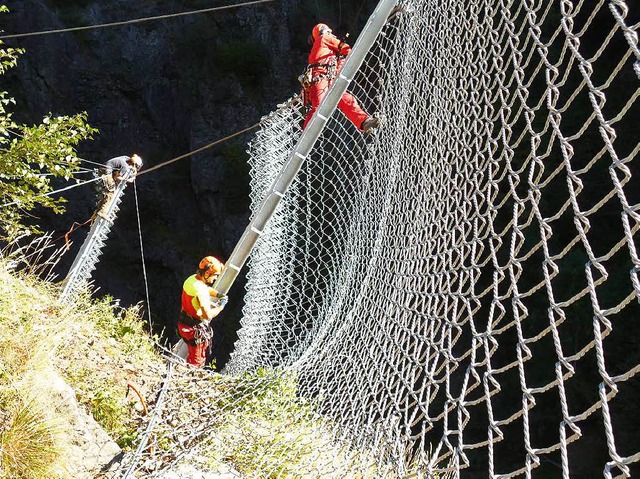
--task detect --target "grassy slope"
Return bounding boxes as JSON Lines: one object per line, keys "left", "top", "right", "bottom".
{"left": 0, "top": 262, "right": 343, "bottom": 479}
{"left": 0, "top": 262, "right": 164, "bottom": 478}
{"left": 0, "top": 261, "right": 417, "bottom": 478}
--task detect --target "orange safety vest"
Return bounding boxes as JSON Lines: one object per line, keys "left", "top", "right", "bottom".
{"left": 181, "top": 274, "right": 208, "bottom": 320}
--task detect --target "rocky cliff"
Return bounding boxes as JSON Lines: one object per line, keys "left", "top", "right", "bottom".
{"left": 1, "top": 0, "right": 376, "bottom": 366}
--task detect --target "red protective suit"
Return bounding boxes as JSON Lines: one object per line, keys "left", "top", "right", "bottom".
{"left": 177, "top": 322, "right": 209, "bottom": 368}
{"left": 178, "top": 274, "right": 212, "bottom": 368}
{"left": 303, "top": 33, "right": 370, "bottom": 131}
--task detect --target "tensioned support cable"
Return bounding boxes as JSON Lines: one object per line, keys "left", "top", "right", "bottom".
{"left": 1, "top": 123, "right": 260, "bottom": 210}
{"left": 137, "top": 122, "right": 260, "bottom": 176}
{"left": 134, "top": 181, "right": 153, "bottom": 332}
{"left": 0, "top": 0, "right": 275, "bottom": 40}
{"left": 212, "top": 0, "right": 400, "bottom": 296}
{"left": 0, "top": 175, "right": 101, "bottom": 208}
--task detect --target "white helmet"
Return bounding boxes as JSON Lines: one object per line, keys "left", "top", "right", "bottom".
{"left": 130, "top": 154, "right": 143, "bottom": 169}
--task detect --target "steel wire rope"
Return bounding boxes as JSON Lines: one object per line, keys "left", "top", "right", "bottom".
{"left": 133, "top": 180, "right": 153, "bottom": 333}
{"left": 0, "top": 0, "right": 276, "bottom": 40}
{"left": 6, "top": 128, "right": 23, "bottom": 137}
{"left": 2, "top": 169, "right": 94, "bottom": 178}
{"left": 0, "top": 121, "right": 261, "bottom": 209}
{"left": 81, "top": 158, "right": 110, "bottom": 168}
{"left": 0, "top": 175, "right": 102, "bottom": 208}
{"left": 1, "top": 127, "right": 94, "bottom": 173}
{"left": 3, "top": 128, "right": 95, "bottom": 173}
{"left": 136, "top": 121, "right": 261, "bottom": 176}
{"left": 2, "top": 129, "right": 96, "bottom": 173}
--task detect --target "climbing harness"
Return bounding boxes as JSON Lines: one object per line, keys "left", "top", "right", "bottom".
{"left": 178, "top": 310, "right": 212, "bottom": 346}
{"left": 93, "top": 168, "right": 114, "bottom": 191}
{"left": 300, "top": 58, "right": 339, "bottom": 89}
{"left": 193, "top": 322, "right": 213, "bottom": 345}
{"left": 299, "top": 57, "right": 342, "bottom": 109}
{"left": 178, "top": 310, "right": 201, "bottom": 327}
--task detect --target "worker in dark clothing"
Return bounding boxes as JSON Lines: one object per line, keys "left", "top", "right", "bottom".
{"left": 104, "top": 154, "right": 142, "bottom": 184}
{"left": 301, "top": 23, "right": 380, "bottom": 133}
{"left": 93, "top": 154, "right": 143, "bottom": 220}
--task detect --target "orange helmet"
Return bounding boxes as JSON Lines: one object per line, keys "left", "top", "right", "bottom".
{"left": 198, "top": 256, "right": 223, "bottom": 275}
{"left": 312, "top": 23, "right": 332, "bottom": 41}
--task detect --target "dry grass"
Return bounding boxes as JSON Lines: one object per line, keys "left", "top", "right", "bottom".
{"left": 0, "top": 255, "right": 165, "bottom": 477}
{"left": 0, "top": 264, "right": 68, "bottom": 478}
{"left": 0, "top": 394, "right": 67, "bottom": 479}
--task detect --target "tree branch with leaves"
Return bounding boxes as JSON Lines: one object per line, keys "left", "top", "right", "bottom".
{"left": 0, "top": 8, "right": 97, "bottom": 239}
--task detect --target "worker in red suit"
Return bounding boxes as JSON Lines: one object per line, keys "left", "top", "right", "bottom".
{"left": 301, "top": 23, "right": 380, "bottom": 133}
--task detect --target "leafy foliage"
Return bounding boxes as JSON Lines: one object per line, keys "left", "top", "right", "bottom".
{"left": 0, "top": 33, "right": 97, "bottom": 239}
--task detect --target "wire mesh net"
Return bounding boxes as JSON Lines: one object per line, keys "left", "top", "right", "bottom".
{"left": 113, "top": 0, "right": 639, "bottom": 477}
{"left": 230, "top": 0, "right": 640, "bottom": 476}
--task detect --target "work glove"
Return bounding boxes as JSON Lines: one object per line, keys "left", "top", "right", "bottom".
{"left": 212, "top": 292, "right": 228, "bottom": 308}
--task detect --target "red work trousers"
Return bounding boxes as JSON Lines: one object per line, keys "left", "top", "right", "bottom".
{"left": 177, "top": 322, "right": 210, "bottom": 368}
{"left": 303, "top": 78, "right": 369, "bottom": 131}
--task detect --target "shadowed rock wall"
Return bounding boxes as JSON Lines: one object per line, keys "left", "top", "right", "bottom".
{"left": 1, "top": 0, "right": 377, "bottom": 367}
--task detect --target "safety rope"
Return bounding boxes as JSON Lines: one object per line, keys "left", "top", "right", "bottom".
{"left": 0, "top": 0, "right": 275, "bottom": 40}
{"left": 1, "top": 169, "right": 94, "bottom": 179}
{"left": 137, "top": 122, "right": 260, "bottom": 176}
{"left": 81, "top": 158, "right": 110, "bottom": 168}
{"left": 60, "top": 217, "right": 93, "bottom": 250}
{"left": 0, "top": 175, "right": 101, "bottom": 208}
{"left": 6, "top": 128, "right": 23, "bottom": 137}
{"left": 133, "top": 180, "right": 153, "bottom": 333}
{"left": 1, "top": 122, "right": 261, "bottom": 209}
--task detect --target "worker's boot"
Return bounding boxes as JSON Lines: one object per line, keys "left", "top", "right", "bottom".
{"left": 95, "top": 192, "right": 114, "bottom": 220}
{"left": 361, "top": 116, "right": 380, "bottom": 133}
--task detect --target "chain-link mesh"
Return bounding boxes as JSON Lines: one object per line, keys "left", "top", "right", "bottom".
{"left": 229, "top": 0, "right": 640, "bottom": 477}
{"left": 112, "top": 0, "right": 639, "bottom": 477}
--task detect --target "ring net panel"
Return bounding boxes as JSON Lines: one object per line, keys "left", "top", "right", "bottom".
{"left": 114, "top": 0, "right": 640, "bottom": 477}
{"left": 229, "top": 0, "right": 640, "bottom": 477}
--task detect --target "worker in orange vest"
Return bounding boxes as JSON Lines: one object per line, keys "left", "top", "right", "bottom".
{"left": 301, "top": 23, "right": 380, "bottom": 133}
{"left": 177, "top": 256, "right": 228, "bottom": 368}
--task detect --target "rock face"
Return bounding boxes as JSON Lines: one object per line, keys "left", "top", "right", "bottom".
{"left": 49, "top": 370, "right": 122, "bottom": 478}
{"left": 1, "top": 0, "right": 375, "bottom": 366}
